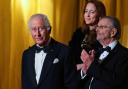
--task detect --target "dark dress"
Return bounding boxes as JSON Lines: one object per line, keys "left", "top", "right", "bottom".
{"left": 69, "top": 27, "right": 102, "bottom": 65}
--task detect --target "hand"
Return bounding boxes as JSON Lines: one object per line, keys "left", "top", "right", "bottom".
{"left": 81, "top": 49, "right": 95, "bottom": 63}
{"left": 80, "top": 49, "right": 95, "bottom": 73}
{"left": 76, "top": 64, "right": 84, "bottom": 71}
{"left": 76, "top": 63, "right": 88, "bottom": 74}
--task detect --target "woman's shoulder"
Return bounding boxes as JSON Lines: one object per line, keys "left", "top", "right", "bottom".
{"left": 74, "top": 27, "right": 83, "bottom": 33}
{"left": 73, "top": 27, "right": 86, "bottom": 37}
{"left": 69, "top": 27, "right": 86, "bottom": 45}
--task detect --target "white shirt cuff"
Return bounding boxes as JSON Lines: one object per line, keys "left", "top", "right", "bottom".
{"left": 81, "top": 70, "right": 87, "bottom": 79}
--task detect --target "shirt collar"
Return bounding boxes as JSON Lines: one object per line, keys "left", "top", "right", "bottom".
{"left": 106, "top": 40, "right": 117, "bottom": 50}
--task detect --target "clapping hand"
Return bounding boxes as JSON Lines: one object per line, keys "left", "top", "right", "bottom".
{"left": 80, "top": 49, "right": 95, "bottom": 73}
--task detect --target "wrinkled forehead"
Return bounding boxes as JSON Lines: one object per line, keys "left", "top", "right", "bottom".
{"left": 29, "top": 17, "right": 44, "bottom": 27}
{"left": 30, "top": 17, "right": 43, "bottom": 23}
{"left": 98, "top": 18, "right": 112, "bottom": 25}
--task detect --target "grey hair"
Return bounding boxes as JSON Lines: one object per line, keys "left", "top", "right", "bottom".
{"left": 101, "top": 16, "right": 121, "bottom": 40}
{"left": 28, "top": 13, "right": 51, "bottom": 31}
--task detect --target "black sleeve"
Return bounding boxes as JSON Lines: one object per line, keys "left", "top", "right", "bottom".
{"left": 62, "top": 47, "right": 80, "bottom": 89}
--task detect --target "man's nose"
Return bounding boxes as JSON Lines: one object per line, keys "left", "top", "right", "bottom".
{"left": 36, "top": 29, "right": 41, "bottom": 36}
{"left": 96, "top": 27, "right": 100, "bottom": 33}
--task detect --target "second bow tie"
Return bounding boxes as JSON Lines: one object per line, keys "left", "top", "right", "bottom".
{"left": 97, "top": 46, "right": 111, "bottom": 56}
{"left": 36, "top": 46, "right": 45, "bottom": 53}
{"left": 101, "top": 46, "right": 111, "bottom": 52}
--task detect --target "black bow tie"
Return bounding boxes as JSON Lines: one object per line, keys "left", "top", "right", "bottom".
{"left": 96, "top": 46, "right": 111, "bottom": 56}
{"left": 97, "top": 46, "right": 111, "bottom": 55}
{"left": 99, "top": 46, "right": 111, "bottom": 53}
{"left": 36, "top": 46, "right": 46, "bottom": 53}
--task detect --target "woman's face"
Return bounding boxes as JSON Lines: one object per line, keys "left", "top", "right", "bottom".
{"left": 84, "top": 3, "right": 98, "bottom": 25}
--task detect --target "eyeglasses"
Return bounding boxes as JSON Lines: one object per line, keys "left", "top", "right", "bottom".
{"left": 96, "top": 25, "right": 113, "bottom": 29}
{"left": 31, "top": 26, "right": 49, "bottom": 32}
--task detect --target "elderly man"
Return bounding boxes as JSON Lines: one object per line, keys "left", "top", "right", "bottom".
{"left": 81, "top": 16, "right": 128, "bottom": 89}
{"left": 22, "top": 13, "right": 78, "bottom": 89}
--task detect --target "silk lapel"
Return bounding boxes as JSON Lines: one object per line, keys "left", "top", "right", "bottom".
{"left": 38, "top": 38, "right": 58, "bottom": 85}
{"left": 38, "top": 50, "right": 56, "bottom": 85}
{"left": 28, "top": 46, "right": 38, "bottom": 86}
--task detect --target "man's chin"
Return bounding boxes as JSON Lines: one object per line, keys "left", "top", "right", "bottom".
{"left": 36, "top": 41, "right": 44, "bottom": 46}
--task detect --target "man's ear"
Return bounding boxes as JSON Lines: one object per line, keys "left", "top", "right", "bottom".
{"left": 47, "top": 26, "right": 51, "bottom": 33}
{"left": 110, "top": 28, "right": 117, "bottom": 37}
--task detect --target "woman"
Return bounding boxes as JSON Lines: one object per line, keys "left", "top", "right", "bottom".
{"left": 69, "top": 0, "right": 106, "bottom": 70}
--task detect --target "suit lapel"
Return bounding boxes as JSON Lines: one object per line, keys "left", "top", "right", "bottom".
{"left": 38, "top": 38, "right": 58, "bottom": 85}
{"left": 28, "top": 46, "right": 38, "bottom": 86}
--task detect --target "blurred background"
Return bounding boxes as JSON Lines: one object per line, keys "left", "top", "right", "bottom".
{"left": 0, "top": 0, "right": 128, "bottom": 89}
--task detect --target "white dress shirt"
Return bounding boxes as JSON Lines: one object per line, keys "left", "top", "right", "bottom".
{"left": 35, "top": 50, "right": 47, "bottom": 84}
{"left": 35, "top": 38, "right": 51, "bottom": 84}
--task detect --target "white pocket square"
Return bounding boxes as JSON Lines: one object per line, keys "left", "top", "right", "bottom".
{"left": 53, "top": 58, "right": 59, "bottom": 64}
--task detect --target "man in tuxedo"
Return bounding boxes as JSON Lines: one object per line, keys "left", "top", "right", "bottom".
{"left": 22, "top": 13, "right": 78, "bottom": 89}
{"left": 80, "top": 16, "right": 128, "bottom": 89}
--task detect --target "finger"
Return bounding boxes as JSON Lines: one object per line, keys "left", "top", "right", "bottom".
{"left": 82, "top": 49, "right": 88, "bottom": 55}
{"left": 90, "top": 50, "right": 95, "bottom": 61}
{"left": 76, "top": 64, "right": 83, "bottom": 70}
{"left": 81, "top": 55, "right": 86, "bottom": 63}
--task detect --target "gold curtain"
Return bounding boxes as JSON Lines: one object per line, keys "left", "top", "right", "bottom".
{"left": 0, "top": 0, "right": 128, "bottom": 89}
{"left": 0, "top": 0, "right": 11, "bottom": 89}
{"left": 0, "top": 0, "right": 78, "bottom": 89}
{"left": 100, "top": 0, "right": 128, "bottom": 47}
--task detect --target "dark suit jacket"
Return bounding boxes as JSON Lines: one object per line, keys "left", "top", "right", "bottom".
{"left": 82, "top": 42, "right": 128, "bottom": 89}
{"left": 22, "top": 38, "right": 79, "bottom": 89}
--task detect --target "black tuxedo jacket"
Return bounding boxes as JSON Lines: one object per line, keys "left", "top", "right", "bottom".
{"left": 82, "top": 42, "right": 128, "bottom": 89}
{"left": 22, "top": 38, "right": 79, "bottom": 89}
